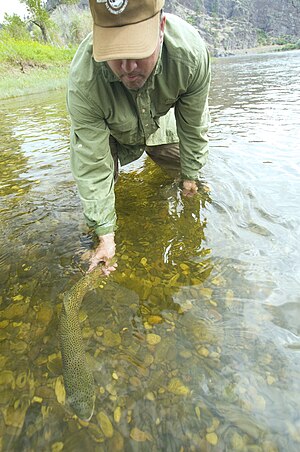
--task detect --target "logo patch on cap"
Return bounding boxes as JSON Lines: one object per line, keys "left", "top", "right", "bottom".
{"left": 105, "top": 0, "right": 128, "bottom": 14}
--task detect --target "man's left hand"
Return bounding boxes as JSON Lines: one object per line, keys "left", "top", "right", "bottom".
{"left": 182, "top": 180, "right": 198, "bottom": 197}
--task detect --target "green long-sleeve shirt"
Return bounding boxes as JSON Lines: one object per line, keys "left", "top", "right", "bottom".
{"left": 67, "top": 13, "right": 211, "bottom": 236}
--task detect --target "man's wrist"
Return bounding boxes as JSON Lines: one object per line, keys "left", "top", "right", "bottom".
{"left": 98, "top": 232, "right": 115, "bottom": 242}
{"left": 183, "top": 179, "right": 197, "bottom": 187}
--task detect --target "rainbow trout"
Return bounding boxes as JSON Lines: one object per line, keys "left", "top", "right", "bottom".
{"left": 59, "top": 267, "right": 106, "bottom": 421}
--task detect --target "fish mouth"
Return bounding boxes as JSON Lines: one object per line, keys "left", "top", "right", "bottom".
{"left": 69, "top": 396, "right": 95, "bottom": 422}
{"left": 79, "top": 410, "right": 94, "bottom": 422}
{"left": 73, "top": 404, "right": 94, "bottom": 422}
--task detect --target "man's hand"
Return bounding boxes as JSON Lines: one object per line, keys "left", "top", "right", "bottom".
{"left": 182, "top": 180, "right": 198, "bottom": 197}
{"left": 87, "top": 233, "right": 117, "bottom": 275}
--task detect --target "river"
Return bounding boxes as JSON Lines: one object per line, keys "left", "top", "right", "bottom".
{"left": 0, "top": 50, "right": 299, "bottom": 451}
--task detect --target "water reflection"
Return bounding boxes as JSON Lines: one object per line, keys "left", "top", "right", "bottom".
{"left": 0, "top": 51, "right": 300, "bottom": 451}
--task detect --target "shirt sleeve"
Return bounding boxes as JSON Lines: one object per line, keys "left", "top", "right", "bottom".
{"left": 67, "top": 82, "right": 116, "bottom": 236}
{"left": 175, "top": 46, "right": 211, "bottom": 180}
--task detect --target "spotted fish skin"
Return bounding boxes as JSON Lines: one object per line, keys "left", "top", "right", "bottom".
{"left": 59, "top": 268, "right": 105, "bottom": 421}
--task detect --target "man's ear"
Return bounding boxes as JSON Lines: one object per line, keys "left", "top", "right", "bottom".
{"left": 159, "top": 14, "right": 166, "bottom": 42}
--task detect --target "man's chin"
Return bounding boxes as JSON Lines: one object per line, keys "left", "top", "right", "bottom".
{"left": 122, "top": 76, "right": 146, "bottom": 90}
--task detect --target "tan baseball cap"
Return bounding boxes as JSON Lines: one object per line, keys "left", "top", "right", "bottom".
{"left": 89, "top": 0, "right": 165, "bottom": 62}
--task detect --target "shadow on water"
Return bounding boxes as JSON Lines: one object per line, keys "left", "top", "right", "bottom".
{"left": 1, "top": 51, "right": 300, "bottom": 451}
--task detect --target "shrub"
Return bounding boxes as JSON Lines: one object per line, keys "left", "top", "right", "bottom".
{"left": 256, "top": 29, "right": 270, "bottom": 46}
{"left": 50, "top": 4, "right": 92, "bottom": 47}
{"left": 2, "top": 13, "right": 31, "bottom": 41}
{"left": 0, "top": 34, "right": 75, "bottom": 66}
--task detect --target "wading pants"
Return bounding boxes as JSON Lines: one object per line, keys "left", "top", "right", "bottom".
{"left": 109, "top": 136, "right": 181, "bottom": 182}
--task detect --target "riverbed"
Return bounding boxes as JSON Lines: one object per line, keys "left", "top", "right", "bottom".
{"left": 0, "top": 50, "right": 299, "bottom": 451}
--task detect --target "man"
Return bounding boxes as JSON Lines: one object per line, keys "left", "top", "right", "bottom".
{"left": 67, "top": 0, "right": 211, "bottom": 273}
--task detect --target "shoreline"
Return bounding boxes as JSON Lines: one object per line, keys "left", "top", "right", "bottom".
{"left": 0, "top": 63, "right": 70, "bottom": 101}
{"left": 0, "top": 45, "right": 295, "bottom": 101}
{"left": 228, "top": 44, "right": 287, "bottom": 56}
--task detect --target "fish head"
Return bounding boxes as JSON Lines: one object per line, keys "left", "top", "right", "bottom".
{"left": 68, "top": 392, "right": 95, "bottom": 422}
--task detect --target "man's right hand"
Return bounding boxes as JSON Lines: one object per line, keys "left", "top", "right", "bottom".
{"left": 87, "top": 232, "right": 117, "bottom": 275}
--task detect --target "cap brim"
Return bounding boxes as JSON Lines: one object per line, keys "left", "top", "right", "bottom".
{"left": 92, "top": 12, "right": 160, "bottom": 62}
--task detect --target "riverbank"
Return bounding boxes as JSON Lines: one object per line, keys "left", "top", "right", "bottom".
{"left": 0, "top": 43, "right": 296, "bottom": 101}
{"left": 0, "top": 36, "right": 74, "bottom": 100}
{"left": 229, "top": 44, "right": 287, "bottom": 56}
{"left": 0, "top": 62, "right": 70, "bottom": 100}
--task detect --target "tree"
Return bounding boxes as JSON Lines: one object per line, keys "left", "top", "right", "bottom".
{"left": 20, "top": 0, "right": 51, "bottom": 42}
{"left": 20, "top": 0, "right": 77, "bottom": 43}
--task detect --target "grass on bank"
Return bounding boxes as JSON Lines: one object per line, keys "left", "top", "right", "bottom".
{"left": 0, "top": 34, "right": 76, "bottom": 100}
{"left": 1, "top": 32, "right": 299, "bottom": 100}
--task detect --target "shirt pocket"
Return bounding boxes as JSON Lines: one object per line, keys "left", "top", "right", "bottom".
{"left": 107, "top": 117, "right": 138, "bottom": 145}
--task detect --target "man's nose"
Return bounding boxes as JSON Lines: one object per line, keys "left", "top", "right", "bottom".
{"left": 121, "top": 59, "right": 138, "bottom": 73}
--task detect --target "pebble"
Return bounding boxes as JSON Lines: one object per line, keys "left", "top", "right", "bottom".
{"left": 140, "top": 257, "right": 148, "bottom": 266}
{"left": 130, "top": 427, "right": 153, "bottom": 442}
{"left": 207, "top": 417, "right": 220, "bottom": 433}
{"left": 0, "top": 355, "right": 8, "bottom": 370}
{"left": 179, "top": 350, "right": 192, "bottom": 359}
{"left": 145, "top": 392, "right": 155, "bottom": 401}
{"left": 143, "top": 354, "right": 154, "bottom": 367}
{"left": 147, "top": 315, "right": 163, "bottom": 325}
{"left": 51, "top": 442, "right": 64, "bottom": 452}
{"left": 167, "top": 378, "right": 190, "bottom": 396}
{"left": 206, "top": 432, "right": 218, "bottom": 445}
{"left": 54, "top": 377, "right": 65, "bottom": 405}
{"left": 12, "top": 294, "right": 24, "bottom": 302}
{"left": 102, "top": 329, "right": 121, "bottom": 347}
{"left": 209, "top": 299, "right": 218, "bottom": 307}
{"left": 225, "top": 289, "right": 234, "bottom": 306}
{"left": 211, "top": 276, "right": 225, "bottom": 286}
{"left": 230, "top": 431, "right": 245, "bottom": 450}
{"left": 2, "top": 302, "right": 29, "bottom": 320}
{"left": 97, "top": 411, "right": 114, "bottom": 438}
{"left": 113, "top": 406, "right": 121, "bottom": 423}
{"left": 4, "top": 402, "right": 29, "bottom": 428}
{"left": 287, "top": 420, "right": 300, "bottom": 442}
{"left": 16, "top": 372, "right": 27, "bottom": 389}
{"left": 87, "top": 422, "right": 105, "bottom": 443}
{"left": 178, "top": 300, "right": 193, "bottom": 313}
{"left": 36, "top": 306, "right": 53, "bottom": 324}
{"left": 0, "top": 370, "right": 15, "bottom": 389}
{"left": 105, "top": 383, "right": 117, "bottom": 396}
{"left": 197, "top": 347, "right": 209, "bottom": 357}
{"left": 82, "top": 327, "right": 93, "bottom": 339}
{"left": 262, "top": 440, "right": 279, "bottom": 451}
{"left": 195, "top": 406, "right": 201, "bottom": 420}
{"left": 255, "top": 395, "right": 266, "bottom": 411}
{"left": 109, "top": 430, "right": 124, "bottom": 450}
{"left": 146, "top": 333, "right": 161, "bottom": 345}
{"left": 129, "top": 376, "right": 142, "bottom": 387}
{"left": 199, "top": 287, "right": 213, "bottom": 298}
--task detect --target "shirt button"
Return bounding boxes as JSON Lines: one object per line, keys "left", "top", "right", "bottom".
{"left": 141, "top": 108, "right": 146, "bottom": 113}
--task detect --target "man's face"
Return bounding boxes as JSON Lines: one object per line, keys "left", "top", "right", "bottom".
{"left": 107, "top": 15, "right": 166, "bottom": 90}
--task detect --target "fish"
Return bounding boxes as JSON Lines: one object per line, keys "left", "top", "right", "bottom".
{"left": 59, "top": 266, "right": 106, "bottom": 421}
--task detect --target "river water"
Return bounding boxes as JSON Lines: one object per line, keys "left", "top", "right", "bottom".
{"left": 0, "top": 50, "right": 299, "bottom": 451}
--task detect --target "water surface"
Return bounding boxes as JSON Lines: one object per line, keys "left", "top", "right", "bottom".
{"left": 0, "top": 50, "right": 300, "bottom": 451}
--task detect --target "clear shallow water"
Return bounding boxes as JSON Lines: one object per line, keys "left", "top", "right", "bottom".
{"left": 0, "top": 50, "right": 300, "bottom": 451}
